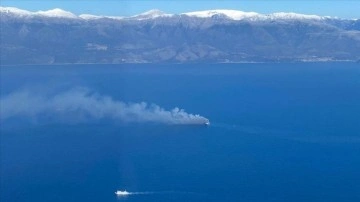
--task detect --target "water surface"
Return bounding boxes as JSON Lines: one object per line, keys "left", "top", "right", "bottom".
{"left": 1, "top": 63, "right": 360, "bottom": 202}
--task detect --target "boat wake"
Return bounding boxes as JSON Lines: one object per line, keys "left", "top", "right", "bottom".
{"left": 115, "top": 190, "right": 155, "bottom": 196}
{"left": 115, "top": 190, "right": 202, "bottom": 197}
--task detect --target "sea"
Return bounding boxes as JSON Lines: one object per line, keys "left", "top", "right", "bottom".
{"left": 1, "top": 63, "right": 360, "bottom": 202}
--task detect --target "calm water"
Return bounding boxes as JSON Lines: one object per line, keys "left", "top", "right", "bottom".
{"left": 1, "top": 63, "right": 360, "bottom": 202}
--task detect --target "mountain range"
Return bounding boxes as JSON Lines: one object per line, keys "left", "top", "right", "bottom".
{"left": 1, "top": 7, "right": 359, "bottom": 64}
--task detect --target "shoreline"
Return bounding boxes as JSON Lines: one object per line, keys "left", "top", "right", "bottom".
{"left": 1, "top": 60, "right": 358, "bottom": 67}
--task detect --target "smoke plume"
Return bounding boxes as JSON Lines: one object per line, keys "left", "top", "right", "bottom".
{"left": 0, "top": 87, "right": 209, "bottom": 125}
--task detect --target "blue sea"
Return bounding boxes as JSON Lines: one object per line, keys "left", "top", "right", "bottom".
{"left": 1, "top": 63, "right": 360, "bottom": 202}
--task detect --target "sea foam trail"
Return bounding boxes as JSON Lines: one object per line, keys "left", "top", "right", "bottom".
{"left": 115, "top": 190, "right": 203, "bottom": 196}
{"left": 0, "top": 87, "right": 209, "bottom": 125}
{"left": 124, "top": 192, "right": 155, "bottom": 195}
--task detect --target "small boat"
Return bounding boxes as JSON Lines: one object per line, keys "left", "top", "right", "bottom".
{"left": 205, "top": 120, "right": 210, "bottom": 126}
{"left": 115, "top": 190, "right": 130, "bottom": 196}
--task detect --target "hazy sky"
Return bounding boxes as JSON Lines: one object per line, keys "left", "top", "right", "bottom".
{"left": 1, "top": 0, "right": 359, "bottom": 19}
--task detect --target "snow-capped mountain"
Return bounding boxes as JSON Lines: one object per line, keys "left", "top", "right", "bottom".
{"left": 182, "top": 9, "right": 262, "bottom": 20}
{"left": 0, "top": 7, "right": 78, "bottom": 19}
{"left": 78, "top": 14, "right": 124, "bottom": 20}
{"left": 35, "top": 8, "right": 78, "bottom": 18}
{"left": 130, "top": 9, "right": 173, "bottom": 20}
{"left": 267, "top": 12, "right": 325, "bottom": 20}
{"left": 1, "top": 7, "right": 359, "bottom": 64}
{"left": 78, "top": 10, "right": 172, "bottom": 21}
{"left": 0, "top": 7, "right": 32, "bottom": 16}
{"left": 0, "top": 6, "right": 342, "bottom": 21}
{"left": 182, "top": 9, "right": 327, "bottom": 21}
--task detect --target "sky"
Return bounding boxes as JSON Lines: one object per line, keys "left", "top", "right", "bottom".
{"left": 1, "top": 0, "right": 359, "bottom": 19}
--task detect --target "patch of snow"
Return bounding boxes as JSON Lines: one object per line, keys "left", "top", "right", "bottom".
{"left": 1, "top": 6, "right": 348, "bottom": 21}
{"left": 183, "top": 9, "right": 262, "bottom": 20}
{"left": 0, "top": 7, "right": 32, "bottom": 16}
{"left": 79, "top": 14, "right": 103, "bottom": 20}
{"left": 0, "top": 6, "right": 78, "bottom": 19}
{"left": 268, "top": 12, "right": 324, "bottom": 20}
{"left": 131, "top": 9, "right": 173, "bottom": 20}
{"left": 79, "top": 14, "right": 124, "bottom": 20}
{"left": 182, "top": 9, "right": 327, "bottom": 21}
{"left": 104, "top": 16, "right": 124, "bottom": 20}
{"left": 36, "top": 8, "right": 77, "bottom": 18}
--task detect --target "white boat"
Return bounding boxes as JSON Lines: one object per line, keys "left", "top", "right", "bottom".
{"left": 205, "top": 120, "right": 210, "bottom": 125}
{"left": 115, "top": 190, "right": 130, "bottom": 196}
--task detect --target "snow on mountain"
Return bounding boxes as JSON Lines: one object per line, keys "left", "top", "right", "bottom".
{"left": 130, "top": 9, "right": 173, "bottom": 20}
{"left": 0, "top": 6, "right": 78, "bottom": 19}
{"left": 78, "top": 14, "right": 103, "bottom": 20}
{"left": 268, "top": 12, "right": 325, "bottom": 20}
{"left": 0, "top": 6, "right": 348, "bottom": 21}
{"left": 2, "top": 7, "right": 359, "bottom": 64}
{"left": 182, "top": 9, "right": 327, "bottom": 21}
{"left": 78, "top": 10, "right": 170, "bottom": 21}
{"left": 0, "top": 7, "right": 169, "bottom": 20}
{"left": 182, "top": 9, "right": 263, "bottom": 20}
{"left": 36, "top": 8, "right": 77, "bottom": 18}
{"left": 0, "top": 7, "right": 32, "bottom": 16}
{"left": 79, "top": 14, "right": 124, "bottom": 20}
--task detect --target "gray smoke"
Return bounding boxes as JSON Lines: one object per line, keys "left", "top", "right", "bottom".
{"left": 0, "top": 88, "right": 209, "bottom": 125}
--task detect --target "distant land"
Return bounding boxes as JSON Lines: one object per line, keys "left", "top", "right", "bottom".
{"left": 1, "top": 7, "right": 359, "bottom": 65}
